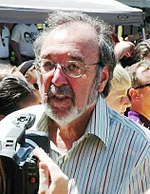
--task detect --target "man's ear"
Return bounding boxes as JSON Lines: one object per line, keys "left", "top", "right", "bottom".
{"left": 98, "top": 66, "right": 109, "bottom": 92}
{"left": 128, "top": 88, "right": 140, "bottom": 101}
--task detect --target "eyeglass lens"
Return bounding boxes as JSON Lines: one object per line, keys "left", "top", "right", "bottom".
{"left": 39, "top": 60, "right": 84, "bottom": 78}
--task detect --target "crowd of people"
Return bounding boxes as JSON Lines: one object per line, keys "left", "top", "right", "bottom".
{"left": 0, "top": 23, "right": 40, "bottom": 66}
{"left": 0, "top": 10, "right": 150, "bottom": 194}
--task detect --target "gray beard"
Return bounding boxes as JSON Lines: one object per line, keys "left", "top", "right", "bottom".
{"left": 44, "top": 86, "right": 99, "bottom": 127}
{"left": 43, "top": 70, "right": 100, "bottom": 127}
{"left": 44, "top": 101, "right": 95, "bottom": 127}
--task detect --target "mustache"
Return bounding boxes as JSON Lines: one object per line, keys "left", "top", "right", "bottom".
{"left": 47, "top": 84, "right": 74, "bottom": 98}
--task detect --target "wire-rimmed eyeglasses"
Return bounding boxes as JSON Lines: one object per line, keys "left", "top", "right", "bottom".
{"left": 34, "top": 59, "right": 103, "bottom": 78}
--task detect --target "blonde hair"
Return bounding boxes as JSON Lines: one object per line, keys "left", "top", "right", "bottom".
{"left": 111, "top": 63, "right": 131, "bottom": 90}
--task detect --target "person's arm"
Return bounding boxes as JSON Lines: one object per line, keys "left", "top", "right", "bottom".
{"left": 114, "top": 41, "right": 135, "bottom": 61}
{"left": 124, "top": 32, "right": 142, "bottom": 42}
{"left": 10, "top": 40, "right": 23, "bottom": 65}
{"left": 33, "top": 147, "right": 69, "bottom": 194}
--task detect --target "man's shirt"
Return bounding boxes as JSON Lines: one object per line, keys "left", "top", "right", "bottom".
{"left": 0, "top": 95, "right": 150, "bottom": 193}
{"left": 11, "top": 24, "right": 39, "bottom": 57}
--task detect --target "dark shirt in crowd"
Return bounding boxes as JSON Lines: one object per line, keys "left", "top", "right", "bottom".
{"left": 128, "top": 110, "right": 150, "bottom": 129}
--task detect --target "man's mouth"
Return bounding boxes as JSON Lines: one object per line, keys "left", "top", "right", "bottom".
{"left": 46, "top": 85, "right": 75, "bottom": 109}
{"left": 50, "top": 93, "right": 72, "bottom": 99}
{"left": 48, "top": 84, "right": 74, "bottom": 98}
{"left": 49, "top": 95, "right": 73, "bottom": 108}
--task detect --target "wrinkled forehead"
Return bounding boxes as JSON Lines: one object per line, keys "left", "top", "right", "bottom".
{"left": 48, "top": 21, "right": 97, "bottom": 37}
{"left": 41, "top": 22, "right": 99, "bottom": 62}
{"left": 43, "top": 22, "right": 98, "bottom": 46}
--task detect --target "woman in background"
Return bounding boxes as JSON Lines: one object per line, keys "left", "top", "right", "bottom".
{"left": 106, "top": 64, "right": 131, "bottom": 114}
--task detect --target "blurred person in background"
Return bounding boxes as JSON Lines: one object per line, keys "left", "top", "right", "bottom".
{"left": 18, "top": 60, "right": 41, "bottom": 102}
{"left": 0, "top": 75, "right": 40, "bottom": 120}
{"left": 10, "top": 23, "right": 39, "bottom": 66}
{"left": 131, "top": 39, "right": 150, "bottom": 65}
{"left": 0, "top": 23, "right": 10, "bottom": 64}
{"left": 114, "top": 40, "right": 135, "bottom": 61}
{"left": 114, "top": 40, "right": 135, "bottom": 68}
{"left": 0, "top": 62, "right": 25, "bottom": 79}
{"left": 0, "top": 61, "right": 41, "bottom": 102}
{"left": 126, "top": 59, "right": 150, "bottom": 129}
{"left": 18, "top": 60, "right": 39, "bottom": 90}
{"left": 125, "top": 16, "right": 150, "bottom": 43}
{"left": 106, "top": 63, "right": 131, "bottom": 114}
{"left": 119, "top": 38, "right": 150, "bottom": 67}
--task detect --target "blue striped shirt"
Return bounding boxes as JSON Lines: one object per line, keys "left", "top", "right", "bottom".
{"left": 0, "top": 95, "right": 150, "bottom": 193}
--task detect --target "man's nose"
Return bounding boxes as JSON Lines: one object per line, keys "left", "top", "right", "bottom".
{"left": 51, "top": 66, "right": 68, "bottom": 87}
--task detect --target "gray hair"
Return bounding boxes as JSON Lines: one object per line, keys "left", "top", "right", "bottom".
{"left": 126, "top": 59, "right": 150, "bottom": 88}
{"left": 34, "top": 11, "right": 116, "bottom": 97}
{"left": 132, "top": 39, "right": 150, "bottom": 63}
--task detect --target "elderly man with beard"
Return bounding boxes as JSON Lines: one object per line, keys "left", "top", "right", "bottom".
{"left": 0, "top": 11, "right": 150, "bottom": 194}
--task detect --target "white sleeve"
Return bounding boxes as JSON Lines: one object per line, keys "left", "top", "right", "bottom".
{"left": 11, "top": 25, "right": 21, "bottom": 43}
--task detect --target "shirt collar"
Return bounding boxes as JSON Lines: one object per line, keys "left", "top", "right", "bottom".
{"left": 86, "top": 95, "right": 110, "bottom": 146}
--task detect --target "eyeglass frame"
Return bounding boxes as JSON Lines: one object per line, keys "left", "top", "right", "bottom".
{"left": 34, "top": 58, "right": 103, "bottom": 78}
{"left": 134, "top": 82, "right": 150, "bottom": 89}
{"left": 127, "top": 82, "right": 150, "bottom": 100}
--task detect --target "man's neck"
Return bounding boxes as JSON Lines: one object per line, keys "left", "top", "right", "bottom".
{"left": 139, "top": 111, "right": 150, "bottom": 121}
{"left": 48, "top": 105, "right": 95, "bottom": 154}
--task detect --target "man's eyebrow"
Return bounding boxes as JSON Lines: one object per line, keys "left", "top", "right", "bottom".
{"left": 68, "top": 55, "right": 84, "bottom": 62}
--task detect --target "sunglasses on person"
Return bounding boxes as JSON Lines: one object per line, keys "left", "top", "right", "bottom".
{"left": 134, "top": 82, "right": 150, "bottom": 89}
{"left": 127, "top": 83, "right": 150, "bottom": 99}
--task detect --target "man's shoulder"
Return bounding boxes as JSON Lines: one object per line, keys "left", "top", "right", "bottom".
{"left": 13, "top": 24, "right": 22, "bottom": 30}
{"left": 3, "top": 26, "right": 10, "bottom": 33}
{"left": 110, "top": 109, "right": 150, "bottom": 142}
{"left": 12, "top": 24, "right": 29, "bottom": 33}
{"left": 11, "top": 24, "right": 23, "bottom": 37}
